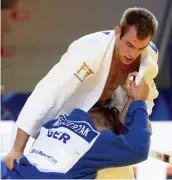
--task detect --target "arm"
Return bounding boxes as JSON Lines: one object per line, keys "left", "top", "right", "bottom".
{"left": 116, "top": 101, "right": 151, "bottom": 166}
{"left": 3, "top": 40, "right": 87, "bottom": 170}
{"left": 119, "top": 71, "right": 136, "bottom": 124}
{"left": 15, "top": 40, "right": 87, "bottom": 139}
{"left": 4, "top": 33, "right": 101, "bottom": 169}
{"left": 119, "top": 97, "right": 133, "bottom": 124}
{"left": 104, "top": 78, "right": 151, "bottom": 166}
{"left": 101, "top": 101, "right": 151, "bottom": 167}
{"left": 145, "top": 81, "right": 158, "bottom": 115}
{"left": 122, "top": 71, "right": 152, "bottom": 130}
{"left": 138, "top": 42, "right": 159, "bottom": 115}
{"left": 12, "top": 129, "right": 29, "bottom": 153}
{"left": 15, "top": 34, "right": 101, "bottom": 139}
{"left": 3, "top": 128, "right": 29, "bottom": 170}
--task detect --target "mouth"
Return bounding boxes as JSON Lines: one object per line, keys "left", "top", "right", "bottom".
{"left": 123, "top": 56, "right": 134, "bottom": 64}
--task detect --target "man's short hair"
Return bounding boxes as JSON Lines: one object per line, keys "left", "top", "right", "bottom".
{"left": 89, "top": 106, "right": 122, "bottom": 135}
{"left": 120, "top": 7, "right": 158, "bottom": 40}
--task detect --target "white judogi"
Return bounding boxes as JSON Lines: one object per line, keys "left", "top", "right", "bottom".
{"left": 16, "top": 30, "right": 159, "bottom": 179}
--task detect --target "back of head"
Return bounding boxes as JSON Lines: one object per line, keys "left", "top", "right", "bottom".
{"left": 89, "top": 106, "right": 122, "bottom": 135}
{"left": 120, "top": 7, "right": 158, "bottom": 40}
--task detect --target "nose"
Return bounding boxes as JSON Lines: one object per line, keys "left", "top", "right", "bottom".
{"left": 128, "top": 49, "right": 137, "bottom": 59}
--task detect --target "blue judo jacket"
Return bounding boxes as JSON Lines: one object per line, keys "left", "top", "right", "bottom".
{"left": 3, "top": 100, "right": 151, "bottom": 179}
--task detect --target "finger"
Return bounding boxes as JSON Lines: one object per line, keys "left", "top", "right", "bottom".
{"left": 126, "top": 71, "right": 138, "bottom": 85}
{"left": 128, "top": 76, "right": 134, "bottom": 81}
{"left": 9, "top": 161, "right": 14, "bottom": 170}
{"left": 4, "top": 158, "right": 13, "bottom": 170}
{"left": 126, "top": 78, "right": 132, "bottom": 89}
{"left": 127, "top": 71, "right": 138, "bottom": 80}
{"left": 126, "top": 72, "right": 137, "bottom": 87}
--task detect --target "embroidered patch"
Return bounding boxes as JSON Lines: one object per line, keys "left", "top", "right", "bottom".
{"left": 74, "top": 62, "right": 94, "bottom": 81}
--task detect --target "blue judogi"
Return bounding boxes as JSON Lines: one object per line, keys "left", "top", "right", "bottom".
{"left": 2, "top": 100, "right": 151, "bottom": 179}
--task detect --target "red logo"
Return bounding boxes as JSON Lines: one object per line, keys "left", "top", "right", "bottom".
{"left": 11, "top": 9, "right": 30, "bottom": 21}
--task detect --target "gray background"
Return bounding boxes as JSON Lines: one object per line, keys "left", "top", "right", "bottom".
{"left": 2, "top": 0, "right": 171, "bottom": 92}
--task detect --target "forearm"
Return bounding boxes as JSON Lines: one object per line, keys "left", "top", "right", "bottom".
{"left": 13, "top": 128, "right": 30, "bottom": 153}
{"left": 124, "top": 101, "right": 151, "bottom": 152}
{"left": 110, "top": 102, "right": 151, "bottom": 166}
{"left": 119, "top": 97, "right": 133, "bottom": 124}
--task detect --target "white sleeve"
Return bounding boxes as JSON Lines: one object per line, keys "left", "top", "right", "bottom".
{"left": 138, "top": 42, "right": 159, "bottom": 116}
{"left": 16, "top": 41, "right": 84, "bottom": 138}
{"left": 145, "top": 80, "right": 159, "bottom": 115}
{"left": 16, "top": 32, "right": 104, "bottom": 138}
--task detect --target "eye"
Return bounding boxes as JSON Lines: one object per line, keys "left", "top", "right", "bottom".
{"left": 127, "top": 42, "right": 132, "bottom": 47}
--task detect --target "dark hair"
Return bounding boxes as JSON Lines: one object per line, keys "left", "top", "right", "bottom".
{"left": 120, "top": 7, "right": 158, "bottom": 40}
{"left": 90, "top": 106, "right": 122, "bottom": 135}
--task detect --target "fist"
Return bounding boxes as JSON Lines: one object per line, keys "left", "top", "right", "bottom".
{"left": 125, "top": 71, "right": 138, "bottom": 97}
{"left": 130, "top": 79, "right": 149, "bottom": 101}
{"left": 3, "top": 148, "right": 23, "bottom": 170}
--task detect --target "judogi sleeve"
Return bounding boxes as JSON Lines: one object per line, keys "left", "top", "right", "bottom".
{"left": 94, "top": 101, "right": 152, "bottom": 167}
{"left": 139, "top": 42, "right": 159, "bottom": 115}
{"left": 16, "top": 40, "right": 88, "bottom": 139}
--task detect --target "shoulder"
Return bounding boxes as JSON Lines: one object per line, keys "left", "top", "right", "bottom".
{"left": 148, "top": 41, "right": 158, "bottom": 54}
{"left": 69, "top": 30, "right": 113, "bottom": 49}
{"left": 77, "top": 30, "right": 113, "bottom": 42}
{"left": 144, "top": 41, "right": 159, "bottom": 63}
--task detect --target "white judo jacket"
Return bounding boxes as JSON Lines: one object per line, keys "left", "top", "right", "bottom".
{"left": 16, "top": 30, "right": 159, "bottom": 139}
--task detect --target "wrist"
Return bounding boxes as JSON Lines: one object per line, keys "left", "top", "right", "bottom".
{"left": 133, "top": 97, "right": 145, "bottom": 101}
{"left": 12, "top": 146, "right": 24, "bottom": 153}
{"left": 128, "top": 96, "right": 134, "bottom": 102}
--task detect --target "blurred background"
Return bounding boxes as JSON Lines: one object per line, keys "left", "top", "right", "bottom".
{"left": 1, "top": 0, "right": 172, "bottom": 179}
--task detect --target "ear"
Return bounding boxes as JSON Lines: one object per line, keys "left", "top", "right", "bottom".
{"left": 115, "top": 26, "right": 121, "bottom": 39}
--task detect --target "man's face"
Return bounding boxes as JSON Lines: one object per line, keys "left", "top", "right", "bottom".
{"left": 115, "top": 26, "right": 151, "bottom": 65}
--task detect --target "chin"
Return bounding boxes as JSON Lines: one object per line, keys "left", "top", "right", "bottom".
{"left": 121, "top": 59, "right": 134, "bottom": 65}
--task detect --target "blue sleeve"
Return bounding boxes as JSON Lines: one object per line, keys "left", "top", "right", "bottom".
{"left": 96, "top": 100, "right": 152, "bottom": 167}
{"left": 123, "top": 100, "right": 152, "bottom": 154}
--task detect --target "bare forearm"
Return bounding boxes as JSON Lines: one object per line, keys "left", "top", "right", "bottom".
{"left": 13, "top": 128, "right": 30, "bottom": 153}
{"left": 119, "top": 97, "right": 133, "bottom": 124}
